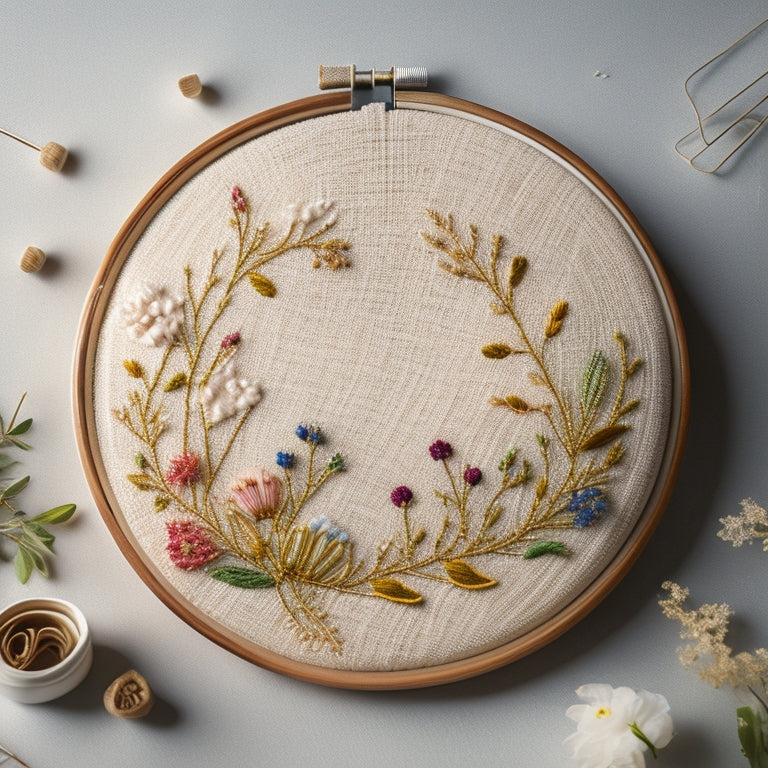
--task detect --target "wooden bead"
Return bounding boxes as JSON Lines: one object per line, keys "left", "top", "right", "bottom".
{"left": 38, "top": 142, "right": 68, "bottom": 172}
{"left": 20, "top": 246, "right": 46, "bottom": 273}
{"left": 178, "top": 73, "right": 203, "bottom": 98}
{"left": 103, "top": 669, "right": 154, "bottom": 719}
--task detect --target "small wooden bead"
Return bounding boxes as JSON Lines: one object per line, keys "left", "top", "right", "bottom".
{"left": 38, "top": 142, "right": 68, "bottom": 172}
{"left": 104, "top": 669, "right": 154, "bottom": 719}
{"left": 20, "top": 246, "right": 46, "bottom": 273}
{"left": 178, "top": 74, "right": 203, "bottom": 98}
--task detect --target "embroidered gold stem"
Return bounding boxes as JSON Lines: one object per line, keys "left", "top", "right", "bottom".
{"left": 424, "top": 210, "right": 577, "bottom": 457}
{"left": 280, "top": 580, "right": 343, "bottom": 654}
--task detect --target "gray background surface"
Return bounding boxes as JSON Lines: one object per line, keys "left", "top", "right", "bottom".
{"left": 1, "top": 1, "right": 766, "bottom": 765}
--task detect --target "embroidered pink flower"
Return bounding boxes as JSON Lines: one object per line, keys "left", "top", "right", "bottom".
{"left": 166, "top": 520, "right": 220, "bottom": 570}
{"left": 231, "top": 186, "right": 247, "bottom": 213}
{"left": 220, "top": 331, "right": 241, "bottom": 349}
{"left": 463, "top": 467, "right": 482, "bottom": 486}
{"left": 429, "top": 440, "right": 453, "bottom": 461}
{"left": 165, "top": 451, "right": 201, "bottom": 489}
{"left": 230, "top": 467, "right": 283, "bottom": 520}
{"left": 390, "top": 486, "right": 413, "bottom": 508}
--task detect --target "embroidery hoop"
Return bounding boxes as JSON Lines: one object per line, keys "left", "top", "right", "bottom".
{"left": 73, "top": 88, "right": 689, "bottom": 690}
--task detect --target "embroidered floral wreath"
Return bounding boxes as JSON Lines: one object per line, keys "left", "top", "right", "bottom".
{"left": 114, "top": 187, "right": 642, "bottom": 654}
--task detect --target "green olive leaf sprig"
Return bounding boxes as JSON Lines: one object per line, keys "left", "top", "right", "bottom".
{"left": 0, "top": 393, "right": 77, "bottom": 583}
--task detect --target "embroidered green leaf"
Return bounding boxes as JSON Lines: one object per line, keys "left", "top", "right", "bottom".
{"left": 442, "top": 559, "right": 497, "bottom": 590}
{"left": 523, "top": 541, "right": 570, "bottom": 559}
{"left": 123, "top": 359, "right": 145, "bottom": 379}
{"left": 581, "top": 350, "right": 608, "bottom": 413}
{"left": 210, "top": 566, "right": 275, "bottom": 589}
{"left": 544, "top": 300, "right": 569, "bottom": 338}
{"left": 581, "top": 424, "right": 630, "bottom": 450}
{"left": 29, "top": 504, "right": 76, "bottom": 525}
{"left": 154, "top": 496, "right": 170, "bottom": 513}
{"left": 508, "top": 255, "right": 528, "bottom": 291}
{"left": 481, "top": 343, "right": 513, "bottom": 359}
{"left": 164, "top": 372, "right": 188, "bottom": 392}
{"left": 1, "top": 475, "right": 30, "bottom": 501}
{"left": 7, "top": 417, "right": 32, "bottom": 436}
{"left": 490, "top": 395, "right": 531, "bottom": 414}
{"left": 370, "top": 578, "right": 423, "bottom": 604}
{"left": 126, "top": 473, "right": 157, "bottom": 491}
{"left": 248, "top": 272, "right": 277, "bottom": 298}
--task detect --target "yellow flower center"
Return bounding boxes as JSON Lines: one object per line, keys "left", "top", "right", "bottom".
{"left": 596, "top": 707, "right": 612, "bottom": 719}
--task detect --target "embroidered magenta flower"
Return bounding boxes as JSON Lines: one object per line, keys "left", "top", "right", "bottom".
{"left": 229, "top": 467, "right": 283, "bottom": 520}
{"left": 429, "top": 440, "right": 453, "bottom": 461}
{"left": 231, "top": 186, "right": 247, "bottom": 213}
{"left": 220, "top": 331, "right": 241, "bottom": 349}
{"left": 464, "top": 467, "right": 482, "bottom": 486}
{"left": 390, "top": 485, "right": 413, "bottom": 508}
{"left": 165, "top": 451, "right": 201, "bottom": 489}
{"left": 166, "top": 520, "right": 220, "bottom": 570}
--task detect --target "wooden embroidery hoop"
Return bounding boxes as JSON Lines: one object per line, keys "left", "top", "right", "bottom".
{"left": 73, "top": 84, "right": 690, "bottom": 690}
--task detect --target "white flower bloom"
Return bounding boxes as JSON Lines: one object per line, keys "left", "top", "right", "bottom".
{"left": 564, "top": 684, "right": 673, "bottom": 768}
{"left": 120, "top": 282, "right": 184, "bottom": 347}
{"left": 286, "top": 199, "right": 336, "bottom": 228}
{"left": 200, "top": 354, "right": 261, "bottom": 425}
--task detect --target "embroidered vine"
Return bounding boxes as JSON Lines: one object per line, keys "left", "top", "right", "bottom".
{"left": 418, "top": 209, "right": 643, "bottom": 560}
{"left": 113, "top": 200, "right": 643, "bottom": 655}
{"left": 113, "top": 186, "right": 351, "bottom": 518}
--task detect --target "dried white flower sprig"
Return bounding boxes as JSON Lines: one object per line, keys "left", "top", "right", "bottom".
{"left": 660, "top": 580, "right": 768, "bottom": 767}
{"left": 565, "top": 684, "right": 673, "bottom": 768}
{"left": 718, "top": 498, "right": 768, "bottom": 551}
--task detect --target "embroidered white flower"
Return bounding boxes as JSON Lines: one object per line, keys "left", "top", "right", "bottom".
{"left": 564, "top": 684, "right": 673, "bottom": 768}
{"left": 200, "top": 354, "right": 261, "bottom": 425}
{"left": 286, "top": 199, "right": 336, "bottom": 229}
{"left": 120, "top": 282, "right": 184, "bottom": 347}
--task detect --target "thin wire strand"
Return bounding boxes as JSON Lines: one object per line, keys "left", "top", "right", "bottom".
{"left": 0, "top": 742, "right": 30, "bottom": 768}
{"left": 0, "top": 128, "right": 40, "bottom": 151}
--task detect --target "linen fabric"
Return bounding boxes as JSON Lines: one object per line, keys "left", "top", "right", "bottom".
{"left": 92, "top": 103, "right": 672, "bottom": 672}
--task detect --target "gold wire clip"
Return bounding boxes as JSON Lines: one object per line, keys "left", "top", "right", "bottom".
{"left": 318, "top": 65, "right": 428, "bottom": 110}
{"left": 675, "top": 17, "right": 768, "bottom": 173}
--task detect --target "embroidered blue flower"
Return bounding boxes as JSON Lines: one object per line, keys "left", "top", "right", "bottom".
{"left": 276, "top": 451, "right": 295, "bottom": 469}
{"left": 309, "top": 516, "right": 349, "bottom": 543}
{"left": 569, "top": 487, "right": 608, "bottom": 528}
{"left": 296, "top": 424, "right": 323, "bottom": 444}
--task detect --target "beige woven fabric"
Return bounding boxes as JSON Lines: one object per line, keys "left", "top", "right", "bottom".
{"left": 92, "top": 103, "right": 672, "bottom": 672}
